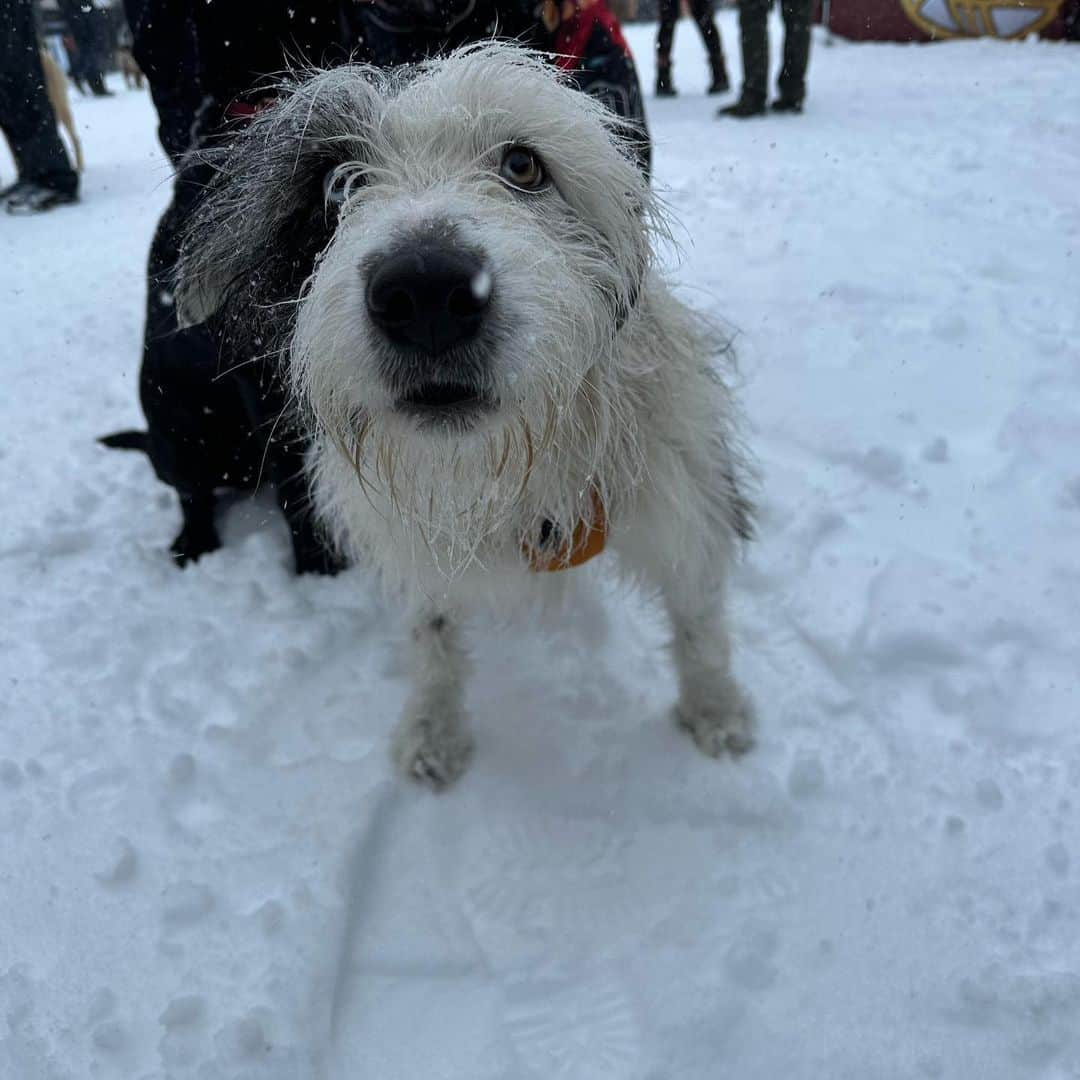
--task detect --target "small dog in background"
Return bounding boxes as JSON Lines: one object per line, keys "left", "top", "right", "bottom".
{"left": 40, "top": 49, "right": 84, "bottom": 172}
{"left": 177, "top": 45, "right": 757, "bottom": 788}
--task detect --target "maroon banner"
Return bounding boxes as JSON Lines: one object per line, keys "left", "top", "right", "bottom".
{"left": 814, "top": 0, "right": 1072, "bottom": 41}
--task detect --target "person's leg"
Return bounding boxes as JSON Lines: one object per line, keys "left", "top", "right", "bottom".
{"left": 655, "top": 0, "right": 679, "bottom": 95}
{"left": 1065, "top": 0, "right": 1080, "bottom": 40}
{"left": 719, "top": 0, "right": 768, "bottom": 116}
{"left": 62, "top": 38, "right": 85, "bottom": 93}
{"left": 776, "top": 0, "right": 812, "bottom": 108}
{"left": 690, "top": 0, "right": 729, "bottom": 92}
{"left": 0, "top": 0, "right": 79, "bottom": 204}
{"left": 267, "top": 423, "right": 343, "bottom": 575}
{"left": 56, "top": 0, "right": 111, "bottom": 96}
{"left": 86, "top": 7, "right": 115, "bottom": 97}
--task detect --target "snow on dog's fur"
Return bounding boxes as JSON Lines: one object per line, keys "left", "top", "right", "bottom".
{"left": 177, "top": 43, "right": 757, "bottom": 788}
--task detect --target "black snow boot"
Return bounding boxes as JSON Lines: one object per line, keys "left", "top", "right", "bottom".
{"left": 718, "top": 95, "right": 766, "bottom": 119}
{"left": 655, "top": 66, "right": 677, "bottom": 97}
{"left": 4, "top": 183, "right": 78, "bottom": 214}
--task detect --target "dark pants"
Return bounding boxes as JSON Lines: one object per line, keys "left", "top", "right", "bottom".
{"left": 737, "top": 0, "right": 811, "bottom": 106}
{"left": 656, "top": 0, "right": 725, "bottom": 75}
{"left": 1066, "top": 0, "right": 1080, "bottom": 41}
{"left": 56, "top": 0, "right": 108, "bottom": 87}
{"left": 123, "top": 0, "right": 200, "bottom": 164}
{"left": 0, "top": 0, "right": 78, "bottom": 194}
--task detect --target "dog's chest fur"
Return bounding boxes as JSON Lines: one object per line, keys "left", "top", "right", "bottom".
{"left": 309, "top": 285, "right": 737, "bottom": 608}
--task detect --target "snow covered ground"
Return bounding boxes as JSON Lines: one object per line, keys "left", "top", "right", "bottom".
{"left": 2, "top": 15, "right": 1079, "bottom": 1079}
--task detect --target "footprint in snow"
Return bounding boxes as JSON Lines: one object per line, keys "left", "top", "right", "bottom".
{"left": 502, "top": 976, "right": 642, "bottom": 1080}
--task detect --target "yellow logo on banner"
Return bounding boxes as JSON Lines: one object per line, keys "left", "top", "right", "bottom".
{"left": 900, "top": 0, "right": 1063, "bottom": 38}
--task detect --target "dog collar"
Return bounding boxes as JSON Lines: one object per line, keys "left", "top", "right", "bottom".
{"left": 224, "top": 96, "right": 279, "bottom": 122}
{"left": 523, "top": 490, "right": 608, "bottom": 572}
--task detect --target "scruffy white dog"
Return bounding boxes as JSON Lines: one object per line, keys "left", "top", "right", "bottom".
{"left": 177, "top": 44, "right": 756, "bottom": 789}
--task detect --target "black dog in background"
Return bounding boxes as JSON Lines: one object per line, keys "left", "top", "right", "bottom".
{"left": 101, "top": 162, "right": 338, "bottom": 573}
{"left": 102, "top": 0, "right": 348, "bottom": 573}
{"left": 101, "top": 318, "right": 335, "bottom": 573}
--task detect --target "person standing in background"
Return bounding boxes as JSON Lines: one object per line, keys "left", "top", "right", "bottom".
{"left": 0, "top": 0, "right": 80, "bottom": 213}
{"left": 56, "top": 0, "right": 112, "bottom": 97}
{"left": 654, "top": 0, "right": 729, "bottom": 98}
{"left": 719, "top": 0, "right": 811, "bottom": 118}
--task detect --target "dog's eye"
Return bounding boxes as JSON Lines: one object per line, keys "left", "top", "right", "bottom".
{"left": 499, "top": 146, "right": 547, "bottom": 192}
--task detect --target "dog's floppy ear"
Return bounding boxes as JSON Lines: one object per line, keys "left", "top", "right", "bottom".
{"left": 175, "top": 67, "right": 382, "bottom": 333}
{"left": 173, "top": 147, "right": 248, "bottom": 329}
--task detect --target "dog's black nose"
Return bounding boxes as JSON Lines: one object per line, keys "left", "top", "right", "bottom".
{"left": 366, "top": 246, "right": 491, "bottom": 356}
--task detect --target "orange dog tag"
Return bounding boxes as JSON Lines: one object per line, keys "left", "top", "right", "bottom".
{"left": 524, "top": 490, "right": 608, "bottom": 572}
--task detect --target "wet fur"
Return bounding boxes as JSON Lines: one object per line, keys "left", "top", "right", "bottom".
{"left": 177, "top": 44, "right": 757, "bottom": 787}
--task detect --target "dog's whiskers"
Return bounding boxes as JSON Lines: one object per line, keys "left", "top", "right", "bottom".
{"left": 253, "top": 403, "right": 290, "bottom": 493}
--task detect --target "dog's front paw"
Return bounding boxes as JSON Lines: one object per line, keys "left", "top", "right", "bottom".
{"left": 392, "top": 711, "right": 474, "bottom": 791}
{"left": 170, "top": 525, "right": 221, "bottom": 567}
{"left": 293, "top": 543, "right": 345, "bottom": 577}
{"left": 674, "top": 684, "right": 756, "bottom": 759}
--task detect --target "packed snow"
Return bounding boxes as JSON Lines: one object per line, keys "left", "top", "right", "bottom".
{"left": 2, "top": 14, "right": 1079, "bottom": 1079}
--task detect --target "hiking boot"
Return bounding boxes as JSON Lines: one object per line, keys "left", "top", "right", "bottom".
{"left": 655, "top": 68, "right": 677, "bottom": 97}
{"left": 771, "top": 96, "right": 804, "bottom": 113}
{"left": 5, "top": 183, "right": 78, "bottom": 214}
{"left": 718, "top": 96, "right": 766, "bottom": 119}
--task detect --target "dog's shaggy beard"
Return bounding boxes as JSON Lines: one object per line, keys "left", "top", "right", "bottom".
{"left": 292, "top": 201, "right": 647, "bottom": 580}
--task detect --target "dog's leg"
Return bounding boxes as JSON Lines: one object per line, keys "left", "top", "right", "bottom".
{"left": 270, "top": 437, "right": 342, "bottom": 576}
{"left": 392, "top": 612, "right": 474, "bottom": 790}
{"left": 170, "top": 492, "right": 221, "bottom": 567}
{"left": 278, "top": 479, "right": 341, "bottom": 575}
{"left": 661, "top": 572, "right": 756, "bottom": 758}
{"left": 229, "top": 368, "right": 340, "bottom": 576}
{"left": 618, "top": 521, "right": 755, "bottom": 757}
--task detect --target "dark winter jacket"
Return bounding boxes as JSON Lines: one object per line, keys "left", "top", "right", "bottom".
{"left": 127, "top": 0, "right": 649, "bottom": 172}
{"left": 125, "top": 0, "right": 351, "bottom": 109}
{"left": 352, "top": 0, "right": 541, "bottom": 64}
